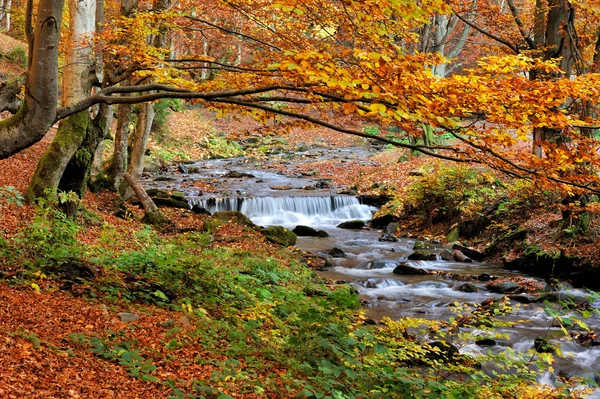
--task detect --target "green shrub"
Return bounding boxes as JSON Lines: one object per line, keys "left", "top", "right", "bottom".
{"left": 4, "top": 46, "right": 27, "bottom": 68}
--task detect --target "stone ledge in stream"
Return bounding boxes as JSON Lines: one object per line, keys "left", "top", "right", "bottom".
{"left": 337, "top": 220, "right": 366, "bottom": 229}
{"left": 392, "top": 263, "right": 430, "bottom": 275}
{"left": 292, "top": 225, "right": 329, "bottom": 237}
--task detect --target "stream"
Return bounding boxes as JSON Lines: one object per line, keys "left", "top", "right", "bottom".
{"left": 143, "top": 147, "right": 600, "bottom": 395}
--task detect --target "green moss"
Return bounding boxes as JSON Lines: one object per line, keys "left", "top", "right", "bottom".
{"left": 26, "top": 111, "right": 89, "bottom": 202}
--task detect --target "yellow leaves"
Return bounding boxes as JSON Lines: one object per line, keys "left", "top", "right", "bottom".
{"left": 30, "top": 283, "right": 41, "bottom": 294}
{"left": 369, "top": 103, "right": 387, "bottom": 114}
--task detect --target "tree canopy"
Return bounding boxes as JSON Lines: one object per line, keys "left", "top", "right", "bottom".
{"left": 1, "top": 0, "right": 600, "bottom": 197}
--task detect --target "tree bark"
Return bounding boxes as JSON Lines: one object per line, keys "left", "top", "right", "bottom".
{"left": 120, "top": 101, "right": 154, "bottom": 199}
{"left": 0, "top": 0, "right": 64, "bottom": 159}
{"left": 26, "top": 0, "right": 96, "bottom": 201}
{"left": 122, "top": 172, "right": 166, "bottom": 225}
{"left": 108, "top": 102, "right": 133, "bottom": 189}
{"left": 59, "top": 104, "right": 110, "bottom": 196}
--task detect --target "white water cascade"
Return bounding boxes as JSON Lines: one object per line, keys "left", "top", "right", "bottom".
{"left": 189, "top": 195, "right": 376, "bottom": 227}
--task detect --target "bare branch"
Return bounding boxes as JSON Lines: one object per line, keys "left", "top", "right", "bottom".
{"left": 451, "top": 7, "right": 520, "bottom": 53}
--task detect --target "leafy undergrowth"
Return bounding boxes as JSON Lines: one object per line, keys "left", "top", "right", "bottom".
{"left": 1, "top": 199, "right": 593, "bottom": 398}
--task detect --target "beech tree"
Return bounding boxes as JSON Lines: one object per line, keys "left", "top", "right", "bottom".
{"left": 1, "top": 0, "right": 600, "bottom": 204}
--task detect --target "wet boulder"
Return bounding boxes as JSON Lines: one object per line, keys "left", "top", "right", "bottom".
{"left": 453, "top": 282, "right": 480, "bottom": 293}
{"left": 369, "top": 260, "right": 398, "bottom": 270}
{"left": 261, "top": 226, "right": 297, "bottom": 247}
{"left": 475, "top": 338, "right": 497, "bottom": 346}
{"left": 392, "top": 263, "right": 429, "bottom": 275}
{"left": 224, "top": 170, "right": 255, "bottom": 178}
{"left": 152, "top": 197, "right": 190, "bottom": 210}
{"left": 191, "top": 205, "right": 211, "bottom": 215}
{"left": 413, "top": 240, "right": 435, "bottom": 250}
{"left": 337, "top": 220, "right": 365, "bottom": 229}
{"left": 203, "top": 211, "right": 256, "bottom": 231}
{"left": 328, "top": 247, "right": 346, "bottom": 258}
{"left": 439, "top": 249, "right": 455, "bottom": 261}
{"left": 407, "top": 250, "right": 437, "bottom": 261}
{"left": 315, "top": 180, "right": 331, "bottom": 189}
{"left": 452, "top": 250, "right": 472, "bottom": 263}
{"left": 486, "top": 281, "right": 523, "bottom": 294}
{"left": 292, "top": 225, "right": 329, "bottom": 237}
{"left": 452, "top": 244, "right": 485, "bottom": 261}
{"left": 385, "top": 222, "right": 400, "bottom": 236}
{"left": 370, "top": 214, "right": 396, "bottom": 228}
{"left": 508, "top": 294, "right": 539, "bottom": 304}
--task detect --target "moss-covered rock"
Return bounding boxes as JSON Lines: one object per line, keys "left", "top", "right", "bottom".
{"left": 203, "top": 211, "right": 256, "bottom": 232}
{"left": 261, "top": 226, "right": 297, "bottom": 247}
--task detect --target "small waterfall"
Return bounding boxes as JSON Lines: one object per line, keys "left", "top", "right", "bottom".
{"left": 189, "top": 195, "right": 375, "bottom": 227}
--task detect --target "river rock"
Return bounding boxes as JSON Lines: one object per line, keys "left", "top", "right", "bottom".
{"left": 392, "top": 263, "right": 429, "bottom": 275}
{"left": 477, "top": 273, "right": 492, "bottom": 281}
{"left": 153, "top": 197, "right": 190, "bottom": 209}
{"left": 475, "top": 338, "right": 497, "bottom": 346}
{"left": 370, "top": 260, "right": 398, "bottom": 269}
{"left": 315, "top": 180, "right": 330, "bottom": 189}
{"left": 379, "top": 233, "right": 397, "bottom": 242}
{"left": 328, "top": 247, "right": 346, "bottom": 258}
{"left": 508, "top": 294, "right": 539, "bottom": 304}
{"left": 413, "top": 240, "right": 435, "bottom": 250}
{"left": 359, "top": 194, "right": 391, "bottom": 207}
{"left": 146, "top": 188, "right": 169, "bottom": 198}
{"left": 171, "top": 191, "right": 186, "bottom": 200}
{"left": 292, "top": 225, "right": 329, "bottom": 237}
{"left": 337, "top": 220, "right": 365, "bottom": 229}
{"left": 261, "top": 226, "right": 297, "bottom": 247}
{"left": 407, "top": 250, "right": 436, "bottom": 261}
{"left": 270, "top": 185, "right": 292, "bottom": 190}
{"left": 486, "top": 281, "right": 523, "bottom": 294}
{"left": 452, "top": 244, "right": 485, "bottom": 261}
{"left": 453, "top": 282, "right": 480, "bottom": 293}
{"left": 203, "top": 211, "right": 256, "bottom": 231}
{"left": 385, "top": 222, "right": 400, "bottom": 235}
{"left": 370, "top": 214, "right": 396, "bottom": 228}
{"left": 446, "top": 226, "right": 460, "bottom": 242}
{"left": 302, "top": 251, "right": 331, "bottom": 270}
{"left": 439, "top": 249, "right": 454, "bottom": 261}
{"left": 191, "top": 205, "right": 211, "bottom": 215}
{"left": 224, "top": 170, "right": 255, "bottom": 178}
{"left": 452, "top": 250, "right": 472, "bottom": 263}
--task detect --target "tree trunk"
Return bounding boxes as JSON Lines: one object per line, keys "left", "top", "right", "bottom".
{"left": 108, "top": 102, "right": 133, "bottom": 189}
{"left": 26, "top": 111, "right": 89, "bottom": 201}
{"left": 26, "top": 0, "right": 96, "bottom": 201}
{"left": 0, "top": 0, "right": 64, "bottom": 159}
{"left": 59, "top": 104, "right": 110, "bottom": 196}
{"left": 122, "top": 172, "right": 166, "bottom": 225}
{"left": 120, "top": 102, "right": 154, "bottom": 199}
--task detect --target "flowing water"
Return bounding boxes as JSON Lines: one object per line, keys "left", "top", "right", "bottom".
{"left": 144, "top": 148, "right": 600, "bottom": 394}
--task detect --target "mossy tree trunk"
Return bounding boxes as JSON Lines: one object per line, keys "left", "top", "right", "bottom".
{"left": 25, "top": 0, "right": 96, "bottom": 202}
{"left": 26, "top": 111, "right": 90, "bottom": 201}
{"left": 59, "top": 104, "right": 111, "bottom": 196}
